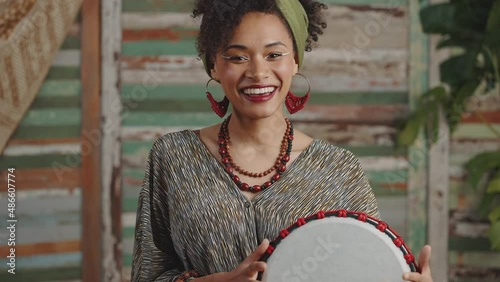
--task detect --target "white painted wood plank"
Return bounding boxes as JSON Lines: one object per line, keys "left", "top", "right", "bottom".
{"left": 102, "top": 0, "right": 123, "bottom": 280}
{"left": 52, "top": 50, "right": 81, "bottom": 66}
{"left": 427, "top": 1, "right": 450, "bottom": 278}
{"left": 2, "top": 143, "right": 81, "bottom": 156}
{"left": 121, "top": 49, "right": 408, "bottom": 92}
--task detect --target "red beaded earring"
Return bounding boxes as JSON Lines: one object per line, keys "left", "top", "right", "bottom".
{"left": 285, "top": 73, "right": 311, "bottom": 114}
{"left": 206, "top": 78, "right": 229, "bottom": 118}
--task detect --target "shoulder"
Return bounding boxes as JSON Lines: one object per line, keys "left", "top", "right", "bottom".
{"left": 311, "top": 139, "right": 361, "bottom": 166}
{"left": 149, "top": 130, "right": 195, "bottom": 155}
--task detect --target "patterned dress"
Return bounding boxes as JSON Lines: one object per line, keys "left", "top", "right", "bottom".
{"left": 131, "top": 130, "right": 380, "bottom": 281}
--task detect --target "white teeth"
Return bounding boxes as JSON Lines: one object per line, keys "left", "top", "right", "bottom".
{"left": 242, "top": 87, "right": 276, "bottom": 95}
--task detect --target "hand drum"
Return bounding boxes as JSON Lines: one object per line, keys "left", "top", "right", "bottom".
{"left": 260, "top": 210, "right": 418, "bottom": 282}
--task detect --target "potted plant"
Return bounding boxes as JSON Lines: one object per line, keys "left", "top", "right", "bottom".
{"left": 398, "top": 0, "right": 500, "bottom": 250}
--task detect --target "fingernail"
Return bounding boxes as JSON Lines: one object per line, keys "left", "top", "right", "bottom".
{"left": 402, "top": 274, "right": 408, "bottom": 280}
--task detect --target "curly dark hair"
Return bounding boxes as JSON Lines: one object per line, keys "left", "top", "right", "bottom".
{"left": 192, "top": 0, "right": 328, "bottom": 71}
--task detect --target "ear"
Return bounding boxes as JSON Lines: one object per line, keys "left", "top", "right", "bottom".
{"left": 210, "top": 67, "right": 218, "bottom": 80}
{"left": 292, "top": 52, "right": 299, "bottom": 75}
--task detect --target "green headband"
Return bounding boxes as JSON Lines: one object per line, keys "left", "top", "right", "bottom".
{"left": 200, "top": 0, "right": 309, "bottom": 77}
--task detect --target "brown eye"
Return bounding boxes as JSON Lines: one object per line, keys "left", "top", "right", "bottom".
{"left": 266, "top": 52, "right": 286, "bottom": 60}
{"left": 222, "top": 55, "right": 248, "bottom": 61}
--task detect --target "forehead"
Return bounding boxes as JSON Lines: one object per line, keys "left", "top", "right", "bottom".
{"left": 228, "top": 12, "right": 293, "bottom": 46}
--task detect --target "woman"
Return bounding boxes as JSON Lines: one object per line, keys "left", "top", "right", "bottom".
{"left": 131, "top": 0, "right": 433, "bottom": 281}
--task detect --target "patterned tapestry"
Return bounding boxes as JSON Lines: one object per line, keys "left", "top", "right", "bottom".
{"left": 0, "top": 0, "right": 83, "bottom": 154}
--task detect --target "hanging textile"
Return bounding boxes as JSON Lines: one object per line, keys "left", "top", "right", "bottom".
{"left": 0, "top": 0, "right": 83, "bottom": 154}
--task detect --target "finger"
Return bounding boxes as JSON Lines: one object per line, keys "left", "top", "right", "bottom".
{"left": 418, "top": 245, "right": 432, "bottom": 276}
{"left": 403, "top": 272, "right": 423, "bottom": 281}
{"left": 245, "top": 261, "right": 267, "bottom": 277}
{"left": 243, "top": 239, "right": 270, "bottom": 263}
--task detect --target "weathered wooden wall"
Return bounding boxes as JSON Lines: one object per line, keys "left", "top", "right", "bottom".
{"left": 0, "top": 14, "right": 82, "bottom": 282}
{"left": 448, "top": 97, "right": 500, "bottom": 280}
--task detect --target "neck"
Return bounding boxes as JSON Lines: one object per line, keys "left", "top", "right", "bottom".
{"left": 227, "top": 112, "right": 288, "bottom": 147}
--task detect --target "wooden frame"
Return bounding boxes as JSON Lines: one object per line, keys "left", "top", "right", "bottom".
{"left": 101, "top": 0, "right": 123, "bottom": 280}
{"left": 427, "top": 0, "right": 449, "bottom": 280}
{"left": 81, "top": 0, "right": 102, "bottom": 281}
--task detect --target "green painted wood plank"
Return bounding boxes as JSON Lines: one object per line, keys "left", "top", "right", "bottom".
{"left": 60, "top": 36, "right": 81, "bottom": 50}
{"left": 449, "top": 251, "right": 500, "bottom": 269}
{"left": 449, "top": 237, "right": 496, "bottom": 253}
{"left": 123, "top": 196, "right": 139, "bottom": 213}
{"left": 122, "top": 40, "right": 197, "bottom": 56}
{"left": 19, "top": 109, "right": 81, "bottom": 127}
{"left": 0, "top": 265, "right": 81, "bottom": 282}
{"left": 44, "top": 66, "right": 80, "bottom": 80}
{"left": 0, "top": 154, "right": 81, "bottom": 169}
{"left": 122, "top": 0, "right": 408, "bottom": 13}
{"left": 0, "top": 253, "right": 80, "bottom": 269}
{"left": 322, "top": 0, "right": 408, "bottom": 4}
{"left": 38, "top": 80, "right": 81, "bottom": 96}
{"left": 340, "top": 145, "right": 407, "bottom": 157}
{"left": 453, "top": 124, "right": 500, "bottom": 140}
{"left": 123, "top": 226, "right": 135, "bottom": 239}
{"left": 124, "top": 99, "right": 211, "bottom": 112}
{"left": 32, "top": 96, "right": 81, "bottom": 108}
{"left": 124, "top": 167, "right": 146, "bottom": 180}
{"left": 11, "top": 125, "right": 80, "bottom": 140}
{"left": 121, "top": 140, "right": 407, "bottom": 161}
{"left": 123, "top": 253, "right": 133, "bottom": 267}
{"left": 123, "top": 112, "right": 221, "bottom": 127}
{"left": 122, "top": 85, "right": 407, "bottom": 105}
{"left": 123, "top": 0, "right": 194, "bottom": 12}
{"left": 406, "top": 0, "right": 429, "bottom": 254}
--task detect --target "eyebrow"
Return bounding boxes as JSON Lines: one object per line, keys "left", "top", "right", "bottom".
{"left": 224, "top": 41, "right": 288, "bottom": 52}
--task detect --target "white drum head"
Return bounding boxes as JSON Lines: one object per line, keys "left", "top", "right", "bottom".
{"left": 260, "top": 210, "right": 417, "bottom": 282}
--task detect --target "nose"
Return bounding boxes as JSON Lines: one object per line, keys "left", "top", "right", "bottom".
{"left": 245, "top": 57, "right": 270, "bottom": 81}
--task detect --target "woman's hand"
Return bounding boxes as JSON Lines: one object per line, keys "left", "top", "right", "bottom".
{"left": 403, "top": 245, "right": 433, "bottom": 282}
{"left": 195, "top": 239, "right": 269, "bottom": 282}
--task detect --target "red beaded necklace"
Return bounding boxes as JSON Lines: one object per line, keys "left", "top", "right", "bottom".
{"left": 218, "top": 115, "right": 294, "bottom": 193}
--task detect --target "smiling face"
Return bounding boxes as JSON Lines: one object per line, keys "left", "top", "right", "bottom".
{"left": 210, "top": 12, "right": 299, "bottom": 119}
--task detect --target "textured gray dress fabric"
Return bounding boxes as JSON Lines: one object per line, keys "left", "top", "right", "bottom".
{"left": 131, "top": 130, "right": 380, "bottom": 281}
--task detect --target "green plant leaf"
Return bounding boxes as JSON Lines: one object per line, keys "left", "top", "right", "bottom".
{"left": 440, "top": 53, "right": 480, "bottom": 88}
{"left": 420, "top": 3, "right": 457, "bottom": 34}
{"left": 421, "top": 1, "right": 491, "bottom": 36}
{"left": 445, "top": 79, "right": 481, "bottom": 132}
{"left": 397, "top": 113, "right": 424, "bottom": 146}
{"left": 487, "top": 221, "right": 500, "bottom": 251}
{"left": 489, "top": 206, "right": 500, "bottom": 223}
{"left": 485, "top": 0, "right": 500, "bottom": 47}
{"left": 479, "top": 193, "right": 495, "bottom": 218}
{"left": 464, "top": 150, "right": 500, "bottom": 189}
{"left": 437, "top": 37, "right": 481, "bottom": 50}
{"left": 419, "top": 86, "right": 448, "bottom": 106}
{"left": 487, "top": 171, "right": 500, "bottom": 193}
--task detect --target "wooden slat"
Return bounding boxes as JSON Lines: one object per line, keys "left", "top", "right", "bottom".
{"left": 427, "top": 1, "right": 450, "bottom": 279}
{"left": 0, "top": 153, "right": 81, "bottom": 169}
{"left": 44, "top": 66, "right": 81, "bottom": 80}
{"left": 11, "top": 126, "right": 81, "bottom": 140}
{"left": 120, "top": 49, "right": 408, "bottom": 92}
{"left": 81, "top": 0, "right": 102, "bottom": 280}
{"left": 102, "top": 0, "right": 123, "bottom": 279}
{"left": 0, "top": 168, "right": 80, "bottom": 190}
{"left": 120, "top": 83, "right": 408, "bottom": 105}
{"left": 7, "top": 137, "right": 80, "bottom": 146}
{"left": 18, "top": 108, "right": 81, "bottom": 127}
{"left": 0, "top": 265, "right": 81, "bottom": 282}
{"left": 122, "top": 4, "right": 408, "bottom": 49}
{"left": 0, "top": 240, "right": 80, "bottom": 257}
{"left": 406, "top": 0, "right": 428, "bottom": 253}
{"left": 121, "top": 0, "right": 408, "bottom": 13}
